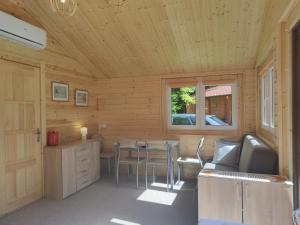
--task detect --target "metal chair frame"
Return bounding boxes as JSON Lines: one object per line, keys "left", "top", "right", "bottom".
{"left": 115, "top": 140, "right": 146, "bottom": 189}
{"left": 177, "top": 137, "right": 205, "bottom": 182}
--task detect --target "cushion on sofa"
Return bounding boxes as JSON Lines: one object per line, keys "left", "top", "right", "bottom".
{"left": 212, "top": 139, "right": 241, "bottom": 168}
{"left": 238, "top": 135, "right": 278, "bottom": 174}
{"left": 203, "top": 162, "right": 239, "bottom": 172}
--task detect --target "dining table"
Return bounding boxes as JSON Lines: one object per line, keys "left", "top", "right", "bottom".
{"left": 115, "top": 139, "right": 180, "bottom": 190}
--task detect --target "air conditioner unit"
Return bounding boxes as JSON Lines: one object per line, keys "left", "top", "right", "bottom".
{"left": 0, "top": 11, "right": 47, "bottom": 50}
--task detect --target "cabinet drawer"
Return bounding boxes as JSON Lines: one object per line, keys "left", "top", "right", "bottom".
{"left": 76, "top": 164, "right": 90, "bottom": 179}
{"left": 76, "top": 154, "right": 90, "bottom": 165}
{"left": 76, "top": 175, "right": 91, "bottom": 190}
{"left": 75, "top": 144, "right": 90, "bottom": 157}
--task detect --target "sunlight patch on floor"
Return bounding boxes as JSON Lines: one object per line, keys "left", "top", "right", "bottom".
{"left": 137, "top": 189, "right": 177, "bottom": 205}
{"left": 151, "top": 181, "right": 185, "bottom": 190}
{"left": 110, "top": 218, "right": 141, "bottom": 225}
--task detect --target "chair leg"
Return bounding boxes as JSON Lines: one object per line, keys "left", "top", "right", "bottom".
{"left": 127, "top": 165, "right": 130, "bottom": 177}
{"left": 136, "top": 163, "right": 139, "bottom": 189}
{"left": 167, "top": 166, "right": 169, "bottom": 192}
{"left": 152, "top": 167, "right": 155, "bottom": 183}
{"left": 108, "top": 159, "right": 111, "bottom": 176}
{"left": 177, "top": 163, "right": 180, "bottom": 183}
{"left": 145, "top": 162, "right": 148, "bottom": 189}
{"left": 116, "top": 160, "right": 119, "bottom": 184}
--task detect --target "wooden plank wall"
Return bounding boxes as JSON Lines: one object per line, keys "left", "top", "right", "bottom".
{"left": 255, "top": 0, "right": 296, "bottom": 178}
{"left": 96, "top": 70, "right": 257, "bottom": 161}
{"left": 0, "top": 35, "right": 99, "bottom": 144}
{"left": 45, "top": 67, "right": 98, "bottom": 144}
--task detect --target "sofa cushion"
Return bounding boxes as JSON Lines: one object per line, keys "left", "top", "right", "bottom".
{"left": 238, "top": 135, "right": 278, "bottom": 174}
{"left": 203, "top": 162, "right": 239, "bottom": 172}
{"left": 212, "top": 139, "right": 241, "bottom": 168}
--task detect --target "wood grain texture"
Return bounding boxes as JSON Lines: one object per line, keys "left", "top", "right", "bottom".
{"left": 0, "top": 2, "right": 100, "bottom": 144}
{"left": 8, "top": 0, "right": 268, "bottom": 78}
{"left": 0, "top": 59, "right": 42, "bottom": 216}
{"left": 96, "top": 70, "right": 257, "bottom": 178}
{"left": 255, "top": 0, "right": 298, "bottom": 178}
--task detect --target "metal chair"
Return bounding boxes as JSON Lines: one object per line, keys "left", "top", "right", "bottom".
{"left": 177, "top": 137, "right": 205, "bottom": 182}
{"left": 115, "top": 139, "right": 146, "bottom": 189}
{"left": 145, "top": 140, "right": 172, "bottom": 190}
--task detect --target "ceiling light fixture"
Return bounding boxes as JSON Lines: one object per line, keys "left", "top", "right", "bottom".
{"left": 49, "top": 0, "right": 77, "bottom": 16}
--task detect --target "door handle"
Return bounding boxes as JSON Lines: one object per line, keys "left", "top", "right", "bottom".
{"left": 35, "top": 128, "right": 41, "bottom": 142}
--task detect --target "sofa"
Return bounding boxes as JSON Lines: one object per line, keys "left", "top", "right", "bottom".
{"left": 203, "top": 134, "right": 278, "bottom": 175}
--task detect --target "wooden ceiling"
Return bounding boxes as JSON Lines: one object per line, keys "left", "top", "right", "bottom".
{"left": 7, "top": 0, "right": 269, "bottom": 78}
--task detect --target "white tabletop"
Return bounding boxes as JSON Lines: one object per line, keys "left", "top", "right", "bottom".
{"left": 198, "top": 220, "right": 247, "bottom": 225}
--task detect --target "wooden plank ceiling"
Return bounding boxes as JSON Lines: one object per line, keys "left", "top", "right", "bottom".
{"left": 8, "top": 0, "right": 268, "bottom": 78}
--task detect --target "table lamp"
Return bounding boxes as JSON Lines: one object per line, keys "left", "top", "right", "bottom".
{"left": 81, "top": 127, "right": 88, "bottom": 141}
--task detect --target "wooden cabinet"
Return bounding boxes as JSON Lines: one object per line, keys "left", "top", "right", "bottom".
{"left": 61, "top": 147, "right": 76, "bottom": 198}
{"left": 44, "top": 139, "right": 101, "bottom": 199}
{"left": 198, "top": 170, "right": 293, "bottom": 225}
{"left": 242, "top": 180, "right": 293, "bottom": 225}
{"left": 198, "top": 177, "right": 242, "bottom": 223}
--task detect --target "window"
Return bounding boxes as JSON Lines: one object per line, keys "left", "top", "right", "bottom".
{"left": 261, "top": 67, "right": 275, "bottom": 132}
{"left": 170, "top": 87, "right": 197, "bottom": 127}
{"left": 167, "top": 81, "right": 238, "bottom": 130}
{"left": 204, "top": 85, "right": 233, "bottom": 127}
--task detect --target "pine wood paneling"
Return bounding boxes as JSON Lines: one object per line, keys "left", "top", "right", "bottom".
{"left": 9, "top": 0, "right": 268, "bottom": 78}
{"left": 96, "top": 70, "right": 257, "bottom": 170}
{"left": 0, "top": 3, "right": 100, "bottom": 143}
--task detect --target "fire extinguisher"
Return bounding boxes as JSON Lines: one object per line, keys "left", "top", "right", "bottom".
{"left": 47, "top": 130, "right": 59, "bottom": 146}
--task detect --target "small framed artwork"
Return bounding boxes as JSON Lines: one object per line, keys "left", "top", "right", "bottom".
{"left": 52, "top": 82, "right": 69, "bottom": 102}
{"left": 75, "top": 89, "right": 88, "bottom": 107}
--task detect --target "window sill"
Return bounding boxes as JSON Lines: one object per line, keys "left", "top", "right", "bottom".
{"left": 166, "top": 128, "right": 241, "bottom": 136}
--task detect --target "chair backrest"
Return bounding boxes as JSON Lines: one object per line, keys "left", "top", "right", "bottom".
{"left": 196, "top": 137, "right": 205, "bottom": 166}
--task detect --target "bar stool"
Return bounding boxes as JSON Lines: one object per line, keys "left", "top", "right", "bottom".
{"left": 100, "top": 151, "right": 115, "bottom": 176}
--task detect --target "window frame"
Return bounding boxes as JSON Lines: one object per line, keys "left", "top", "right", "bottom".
{"left": 261, "top": 66, "right": 275, "bottom": 133}
{"left": 166, "top": 81, "right": 239, "bottom": 131}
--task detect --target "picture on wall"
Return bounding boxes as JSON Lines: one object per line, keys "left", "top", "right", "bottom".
{"left": 52, "top": 82, "right": 69, "bottom": 102}
{"left": 75, "top": 89, "right": 88, "bottom": 106}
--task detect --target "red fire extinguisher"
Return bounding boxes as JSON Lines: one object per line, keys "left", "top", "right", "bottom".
{"left": 48, "top": 130, "right": 59, "bottom": 146}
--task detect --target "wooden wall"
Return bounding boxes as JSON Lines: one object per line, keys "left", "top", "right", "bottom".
{"left": 96, "top": 70, "right": 257, "bottom": 161}
{"left": 0, "top": 31, "right": 99, "bottom": 144}
{"left": 45, "top": 67, "right": 98, "bottom": 143}
{"left": 255, "top": 0, "right": 299, "bottom": 178}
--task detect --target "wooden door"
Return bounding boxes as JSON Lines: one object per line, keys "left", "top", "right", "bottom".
{"left": 198, "top": 176, "right": 243, "bottom": 223}
{"left": 62, "top": 147, "right": 76, "bottom": 198}
{"left": 0, "top": 59, "right": 42, "bottom": 215}
{"left": 243, "top": 181, "right": 293, "bottom": 225}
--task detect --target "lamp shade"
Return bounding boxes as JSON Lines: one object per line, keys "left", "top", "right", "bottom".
{"left": 80, "top": 127, "right": 87, "bottom": 140}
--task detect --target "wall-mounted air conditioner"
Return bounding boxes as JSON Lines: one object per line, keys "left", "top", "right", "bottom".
{"left": 0, "top": 11, "right": 47, "bottom": 50}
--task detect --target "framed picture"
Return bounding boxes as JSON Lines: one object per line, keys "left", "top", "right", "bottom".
{"left": 52, "top": 82, "right": 69, "bottom": 102}
{"left": 75, "top": 89, "right": 88, "bottom": 106}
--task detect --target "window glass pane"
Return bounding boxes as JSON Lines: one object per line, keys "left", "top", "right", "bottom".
{"left": 171, "top": 87, "right": 196, "bottom": 126}
{"left": 261, "top": 68, "right": 275, "bottom": 130}
{"left": 205, "top": 85, "right": 232, "bottom": 126}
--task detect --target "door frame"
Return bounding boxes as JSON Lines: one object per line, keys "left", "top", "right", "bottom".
{"left": 292, "top": 20, "right": 300, "bottom": 209}
{"left": 0, "top": 50, "right": 47, "bottom": 195}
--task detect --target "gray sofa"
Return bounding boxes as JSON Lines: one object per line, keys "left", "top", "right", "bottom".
{"left": 203, "top": 134, "right": 278, "bottom": 175}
